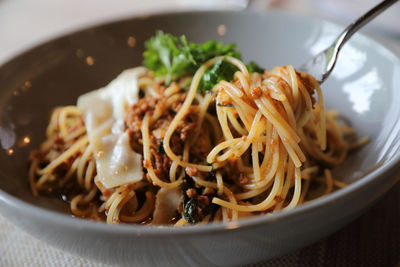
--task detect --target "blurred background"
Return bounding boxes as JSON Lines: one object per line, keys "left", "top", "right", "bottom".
{"left": 1, "top": 0, "right": 400, "bottom": 65}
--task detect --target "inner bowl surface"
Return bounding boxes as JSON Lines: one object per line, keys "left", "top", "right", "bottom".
{"left": 1, "top": 9, "right": 400, "bottom": 266}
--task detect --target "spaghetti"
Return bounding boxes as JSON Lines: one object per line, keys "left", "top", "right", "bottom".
{"left": 29, "top": 55, "right": 364, "bottom": 225}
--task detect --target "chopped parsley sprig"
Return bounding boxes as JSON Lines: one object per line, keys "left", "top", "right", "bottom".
{"left": 143, "top": 31, "right": 264, "bottom": 92}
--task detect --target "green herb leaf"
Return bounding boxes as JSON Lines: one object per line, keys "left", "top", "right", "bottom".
{"left": 199, "top": 59, "right": 238, "bottom": 92}
{"left": 189, "top": 41, "right": 240, "bottom": 66}
{"left": 246, "top": 61, "right": 264, "bottom": 73}
{"left": 183, "top": 198, "right": 198, "bottom": 224}
{"left": 143, "top": 31, "right": 194, "bottom": 85}
{"left": 143, "top": 31, "right": 263, "bottom": 90}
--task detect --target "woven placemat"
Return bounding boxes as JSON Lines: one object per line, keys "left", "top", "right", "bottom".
{"left": 1, "top": 181, "right": 399, "bottom": 267}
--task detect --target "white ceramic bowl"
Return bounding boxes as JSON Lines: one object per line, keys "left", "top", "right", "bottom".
{"left": 1, "top": 9, "right": 400, "bottom": 266}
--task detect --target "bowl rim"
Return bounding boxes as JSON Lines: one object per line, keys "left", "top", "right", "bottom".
{"left": 1, "top": 8, "right": 400, "bottom": 237}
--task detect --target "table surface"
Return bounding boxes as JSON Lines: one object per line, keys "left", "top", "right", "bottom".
{"left": 1, "top": 0, "right": 400, "bottom": 266}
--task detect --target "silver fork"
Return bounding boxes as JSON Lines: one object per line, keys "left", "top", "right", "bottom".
{"left": 300, "top": 0, "right": 399, "bottom": 84}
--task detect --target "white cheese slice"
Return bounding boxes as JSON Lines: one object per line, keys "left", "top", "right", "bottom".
{"left": 77, "top": 67, "right": 146, "bottom": 189}
{"left": 152, "top": 187, "right": 182, "bottom": 225}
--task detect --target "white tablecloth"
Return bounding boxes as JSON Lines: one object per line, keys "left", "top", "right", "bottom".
{"left": 0, "top": 214, "right": 110, "bottom": 267}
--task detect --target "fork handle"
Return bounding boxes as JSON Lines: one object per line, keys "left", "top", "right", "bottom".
{"left": 336, "top": 0, "right": 399, "bottom": 50}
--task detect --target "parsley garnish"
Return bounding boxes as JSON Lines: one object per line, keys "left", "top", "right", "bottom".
{"left": 199, "top": 59, "right": 238, "bottom": 92}
{"left": 246, "top": 61, "right": 264, "bottom": 74}
{"left": 143, "top": 31, "right": 263, "bottom": 91}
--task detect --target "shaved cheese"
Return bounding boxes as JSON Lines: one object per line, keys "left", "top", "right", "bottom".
{"left": 77, "top": 67, "right": 146, "bottom": 189}
{"left": 152, "top": 187, "right": 182, "bottom": 225}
